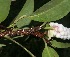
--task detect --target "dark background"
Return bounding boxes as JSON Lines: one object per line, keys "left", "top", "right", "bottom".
{"left": 0, "top": 0, "right": 70, "bottom": 57}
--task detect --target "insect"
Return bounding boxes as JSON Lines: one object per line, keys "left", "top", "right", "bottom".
{"left": 0, "top": 24, "right": 51, "bottom": 44}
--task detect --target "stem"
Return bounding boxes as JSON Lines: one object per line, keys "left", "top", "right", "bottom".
{"left": 4, "top": 36, "right": 36, "bottom": 57}
{"left": 42, "top": 38, "right": 46, "bottom": 43}
{"left": 40, "top": 21, "right": 48, "bottom": 28}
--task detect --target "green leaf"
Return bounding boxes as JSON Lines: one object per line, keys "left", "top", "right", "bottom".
{"left": 42, "top": 43, "right": 59, "bottom": 57}
{"left": 0, "top": 44, "right": 6, "bottom": 47}
{"left": 11, "top": 0, "right": 34, "bottom": 28}
{"left": 15, "top": 0, "right": 34, "bottom": 20}
{"left": 15, "top": 18, "right": 31, "bottom": 28}
{"left": 0, "top": 0, "right": 11, "bottom": 23}
{"left": 28, "top": 0, "right": 70, "bottom": 22}
{"left": 51, "top": 40, "right": 70, "bottom": 48}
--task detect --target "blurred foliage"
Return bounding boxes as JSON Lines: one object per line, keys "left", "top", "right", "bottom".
{"left": 0, "top": 0, "right": 11, "bottom": 23}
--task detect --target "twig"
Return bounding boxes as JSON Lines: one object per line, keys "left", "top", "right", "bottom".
{"left": 40, "top": 21, "right": 48, "bottom": 28}
{"left": 4, "top": 36, "right": 36, "bottom": 57}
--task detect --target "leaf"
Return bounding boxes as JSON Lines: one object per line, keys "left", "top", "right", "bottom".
{"left": 0, "top": 0, "right": 11, "bottom": 23}
{"left": 0, "top": 44, "right": 6, "bottom": 47}
{"left": 15, "top": 0, "right": 34, "bottom": 20}
{"left": 11, "top": 0, "right": 34, "bottom": 28}
{"left": 28, "top": 0, "right": 70, "bottom": 22}
{"left": 14, "top": 18, "right": 31, "bottom": 28}
{"left": 51, "top": 40, "right": 70, "bottom": 48}
{"left": 42, "top": 43, "right": 59, "bottom": 57}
